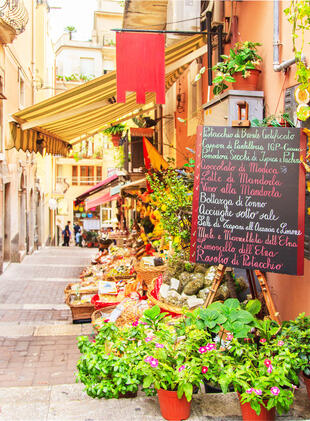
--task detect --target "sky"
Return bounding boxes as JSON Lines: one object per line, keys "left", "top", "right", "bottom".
{"left": 48, "top": 0, "right": 97, "bottom": 42}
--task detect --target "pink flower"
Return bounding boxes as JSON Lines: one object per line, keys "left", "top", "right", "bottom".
{"left": 226, "top": 333, "right": 233, "bottom": 341}
{"left": 292, "top": 384, "right": 298, "bottom": 390}
{"left": 91, "top": 339, "right": 96, "bottom": 343}
{"left": 264, "top": 359, "right": 272, "bottom": 367}
{"left": 145, "top": 336, "right": 154, "bottom": 342}
{"left": 198, "top": 346, "right": 207, "bottom": 354}
{"left": 144, "top": 356, "right": 153, "bottom": 363}
{"left": 155, "top": 343, "right": 164, "bottom": 348}
{"left": 244, "top": 338, "right": 250, "bottom": 342}
{"left": 104, "top": 319, "right": 110, "bottom": 323}
{"left": 254, "top": 389, "right": 262, "bottom": 396}
{"left": 246, "top": 388, "right": 253, "bottom": 394}
{"left": 260, "top": 338, "right": 266, "bottom": 343}
{"left": 205, "top": 343, "right": 217, "bottom": 351}
{"left": 139, "top": 322, "right": 148, "bottom": 325}
{"left": 271, "top": 387, "right": 280, "bottom": 396}
{"left": 201, "top": 366, "right": 208, "bottom": 374}
{"left": 267, "top": 365, "right": 273, "bottom": 374}
{"left": 132, "top": 320, "right": 139, "bottom": 327}
{"left": 277, "top": 340, "right": 284, "bottom": 346}
{"left": 178, "top": 365, "right": 186, "bottom": 372}
{"left": 149, "top": 358, "right": 159, "bottom": 368}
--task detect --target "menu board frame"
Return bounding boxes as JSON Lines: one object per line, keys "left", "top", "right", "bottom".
{"left": 190, "top": 125, "right": 306, "bottom": 275}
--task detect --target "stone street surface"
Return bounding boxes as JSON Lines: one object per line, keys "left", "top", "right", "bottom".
{"left": 0, "top": 247, "right": 309, "bottom": 421}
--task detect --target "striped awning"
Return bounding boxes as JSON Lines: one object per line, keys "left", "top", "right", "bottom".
{"left": 12, "top": 35, "right": 205, "bottom": 145}
{"left": 85, "top": 192, "right": 120, "bottom": 211}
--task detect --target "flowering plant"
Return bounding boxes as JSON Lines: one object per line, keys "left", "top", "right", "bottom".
{"left": 135, "top": 306, "right": 224, "bottom": 401}
{"left": 218, "top": 318, "right": 299, "bottom": 416}
{"left": 212, "top": 41, "right": 262, "bottom": 95}
{"left": 281, "top": 313, "right": 310, "bottom": 378}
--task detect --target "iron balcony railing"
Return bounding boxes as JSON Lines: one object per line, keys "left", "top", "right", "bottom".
{"left": 0, "top": 0, "right": 29, "bottom": 34}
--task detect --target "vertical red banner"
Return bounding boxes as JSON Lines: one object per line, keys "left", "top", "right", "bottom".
{"left": 116, "top": 32, "right": 165, "bottom": 104}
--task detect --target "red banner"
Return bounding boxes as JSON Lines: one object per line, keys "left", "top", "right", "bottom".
{"left": 116, "top": 32, "right": 165, "bottom": 104}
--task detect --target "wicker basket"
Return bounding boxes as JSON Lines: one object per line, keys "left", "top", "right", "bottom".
{"left": 146, "top": 278, "right": 184, "bottom": 315}
{"left": 66, "top": 291, "right": 95, "bottom": 322}
{"left": 135, "top": 263, "right": 167, "bottom": 289}
{"left": 91, "top": 307, "right": 117, "bottom": 333}
{"left": 64, "top": 283, "right": 98, "bottom": 299}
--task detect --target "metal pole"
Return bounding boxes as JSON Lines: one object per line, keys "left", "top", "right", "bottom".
{"left": 111, "top": 28, "right": 221, "bottom": 36}
{"left": 206, "top": 12, "right": 213, "bottom": 86}
{"left": 217, "top": 24, "right": 223, "bottom": 63}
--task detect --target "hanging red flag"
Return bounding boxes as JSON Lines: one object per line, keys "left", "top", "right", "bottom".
{"left": 116, "top": 32, "right": 165, "bottom": 104}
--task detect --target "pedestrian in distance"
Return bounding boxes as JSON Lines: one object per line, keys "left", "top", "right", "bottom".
{"left": 62, "top": 221, "right": 71, "bottom": 246}
{"left": 74, "top": 223, "right": 81, "bottom": 246}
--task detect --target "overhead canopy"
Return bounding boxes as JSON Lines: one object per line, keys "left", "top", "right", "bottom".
{"left": 12, "top": 34, "right": 205, "bottom": 144}
{"left": 85, "top": 192, "right": 120, "bottom": 211}
{"left": 75, "top": 174, "right": 119, "bottom": 204}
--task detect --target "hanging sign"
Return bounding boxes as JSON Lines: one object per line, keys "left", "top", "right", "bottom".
{"left": 116, "top": 32, "right": 165, "bottom": 104}
{"left": 190, "top": 126, "right": 306, "bottom": 275}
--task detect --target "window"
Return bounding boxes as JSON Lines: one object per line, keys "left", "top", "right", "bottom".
{"left": 80, "top": 58, "right": 95, "bottom": 76}
{"left": 19, "top": 71, "right": 25, "bottom": 109}
{"left": 72, "top": 166, "right": 78, "bottom": 185}
{"left": 80, "top": 166, "right": 94, "bottom": 185}
{"left": 96, "top": 166, "right": 102, "bottom": 182}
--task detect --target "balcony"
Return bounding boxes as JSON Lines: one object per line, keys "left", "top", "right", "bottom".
{"left": 0, "top": 0, "right": 29, "bottom": 44}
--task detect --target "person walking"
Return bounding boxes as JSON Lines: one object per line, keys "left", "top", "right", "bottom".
{"left": 63, "top": 221, "right": 71, "bottom": 246}
{"left": 74, "top": 223, "right": 81, "bottom": 246}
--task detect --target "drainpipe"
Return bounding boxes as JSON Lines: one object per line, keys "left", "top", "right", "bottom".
{"left": 273, "top": 0, "right": 307, "bottom": 72}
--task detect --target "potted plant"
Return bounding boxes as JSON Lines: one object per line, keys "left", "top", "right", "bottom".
{"left": 134, "top": 306, "right": 215, "bottom": 420}
{"left": 76, "top": 321, "right": 155, "bottom": 399}
{"left": 212, "top": 41, "right": 262, "bottom": 95}
{"left": 217, "top": 317, "right": 299, "bottom": 421}
{"left": 281, "top": 313, "right": 310, "bottom": 399}
{"left": 102, "top": 123, "right": 126, "bottom": 147}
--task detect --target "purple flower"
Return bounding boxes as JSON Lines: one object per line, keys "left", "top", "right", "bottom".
{"left": 271, "top": 387, "right": 280, "bottom": 396}
{"left": 155, "top": 343, "right": 164, "bottom": 348}
{"left": 198, "top": 346, "right": 207, "bottom": 354}
{"left": 277, "top": 340, "right": 284, "bottom": 346}
{"left": 260, "top": 338, "right": 266, "bottom": 343}
{"left": 246, "top": 388, "right": 253, "bottom": 394}
{"left": 145, "top": 336, "right": 154, "bottom": 342}
{"left": 254, "top": 389, "right": 262, "bottom": 396}
{"left": 149, "top": 358, "right": 159, "bottom": 368}
{"left": 267, "top": 365, "right": 273, "bottom": 374}
{"left": 178, "top": 365, "right": 186, "bottom": 372}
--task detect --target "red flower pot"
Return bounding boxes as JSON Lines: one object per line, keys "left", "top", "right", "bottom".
{"left": 157, "top": 389, "right": 191, "bottom": 421}
{"left": 238, "top": 394, "right": 275, "bottom": 421}
{"left": 303, "top": 372, "right": 310, "bottom": 399}
{"left": 111, "top": 134, "right": 121, "bottom": 147}
{"left": 233, "top": 69, "right": 261, "bottom": 91}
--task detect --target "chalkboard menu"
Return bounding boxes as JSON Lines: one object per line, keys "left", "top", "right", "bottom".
{"left": 190, "top": 126, "right": 306, "bottom": 275}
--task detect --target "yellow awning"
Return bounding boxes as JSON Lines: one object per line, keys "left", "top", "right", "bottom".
{"left": 12, "top": 34, "right": 205, "bottom": 144}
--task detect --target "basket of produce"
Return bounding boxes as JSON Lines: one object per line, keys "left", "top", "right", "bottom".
{"left": 66, "top": 291, "right": 96, "bottom": 322}
{"left": 64, "top": 282, "right": 98, "bottom": 298}
{"left": 135, "top": 257, "right": 167, "bottom": 289}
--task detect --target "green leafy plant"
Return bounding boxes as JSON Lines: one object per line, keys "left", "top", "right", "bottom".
{"left": 64, "top": 25, "right": 77, "bottom": 40}
{"left": 212, "top": 41, "right": 262, "bottom": 95}
{"left": 251, "top": 113, "right": 295, "bottom": 127}
{"left": 147, "top": 169, "right": 194, "bottom": 249}
{"left": 284, "top": 1, "right": 310, "bottom": 120}
{"left": 281, "top": 313, "right": 310, "bottom": 377}
{"left": 102, "top": 123, "right": 126, "bottom": 136}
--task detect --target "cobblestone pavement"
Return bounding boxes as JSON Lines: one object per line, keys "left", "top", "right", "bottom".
{"left": 0, "top": 247, "right": 94, "bottom": 387}
{"left": 0, "top": 247, "right": 309, "bottom": 421}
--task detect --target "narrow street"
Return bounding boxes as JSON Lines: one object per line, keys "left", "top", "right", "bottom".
{"left": 0, "top": 247, "right": 308, "bottom": 421}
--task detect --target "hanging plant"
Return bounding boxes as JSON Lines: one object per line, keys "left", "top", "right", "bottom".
{"left": 284, "top": 0, "right": 310, "bottom": 121}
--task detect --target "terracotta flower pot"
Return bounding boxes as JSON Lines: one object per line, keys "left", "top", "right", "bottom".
{"left": 238, "top": 394, "right": 275, "bottom": 421}
{"left": 111, "top": 134, "right": 121, "bottom": 147}
{"left": 157, "top": 389, "right": 191, "bottom": 421}
{"left": 233, "top": 69, "right": 261, "bottom": 91}
{"left": 303, "top": 372, "right": 310, "bottom": 399}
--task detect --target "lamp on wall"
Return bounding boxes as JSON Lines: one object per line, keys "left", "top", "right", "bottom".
{"left": 176, "top": 80, "right": 185, "bottom": 113}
